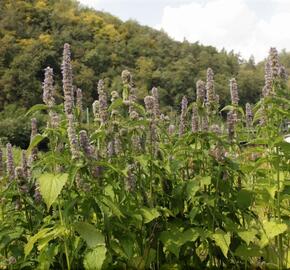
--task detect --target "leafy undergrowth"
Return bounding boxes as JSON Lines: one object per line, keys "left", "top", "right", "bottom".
{"left": 0, "top": 45, "right": 289, "bottom": 270}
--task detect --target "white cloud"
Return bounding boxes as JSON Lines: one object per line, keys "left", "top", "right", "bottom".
{"left": 159, "top": 0, "right": 290, "bottom": 61}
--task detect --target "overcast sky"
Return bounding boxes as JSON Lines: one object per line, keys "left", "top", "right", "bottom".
{"left": 79, "top": 0, "right": 289, "bottom": 62}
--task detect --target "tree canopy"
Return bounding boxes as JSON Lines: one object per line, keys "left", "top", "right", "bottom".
{"left": 0, "top": 0, "right": 288, "bottom": 111}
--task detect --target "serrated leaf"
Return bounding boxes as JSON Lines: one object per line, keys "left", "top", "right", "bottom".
{"left": 263, "top": 220, "right": 287, "bottom": 240}
{"left": 38, "top": 173, "right": 68, "bottom": 210}
{"left": 212, "top": 230, "right": 231, "bottom": 258}
{"left": 75, "top": 222, "right": 105, "bottom": 248}
{"left": 84, "top": 246, "right": 107, "bottom": 270}
{"left": 25, "top": 227, "right": 53, "bottom": 257}
{"left": 160, "top": 228, "right": 199, "bottom": 257}
{"left": 139, "top": 207, "right": 160, "bottom": 223}
{"left": 238, "top": 229, "right": 257, "bottom": 245}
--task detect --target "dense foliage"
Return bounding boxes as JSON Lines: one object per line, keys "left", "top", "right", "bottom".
{"left": 0, "top": 0, "right": 277, "bottom": 111}
{"left": 0, "top": 44, "right": 289, "bottom": 269}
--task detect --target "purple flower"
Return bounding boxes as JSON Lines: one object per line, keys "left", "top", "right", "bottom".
{"left": 97, "top": 80, "right": 108, "bottom": 125}
{"left": 6, "top": 143, "right": 15, "bottom": 180}
{"left": 79, "top": 130, "right": 95, "bottom": 158}
{"left": 196, "top": 80, "right": 206, "bottom": 105}
{"left": 191, "top": 104, "right": 198, "bottom": 133}
{"left": 67, "top": 114, "right": 80, "bottom": 159}
{"left": 144, "top": 96, "right": 155, "bottom": 114}
{"left": 61, "top": 43, "right": 74, "bottom": 115}
{"left": 179, "top": 96, "right": 188, "bottom": 136}
{"left": 230, "top": 78, "right": 239, "bottom": 106}
{"left": 76, "top": 88, "right": 83, "bottom": 113}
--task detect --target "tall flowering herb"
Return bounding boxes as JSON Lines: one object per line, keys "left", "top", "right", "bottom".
{"left": 206, "top": 68, "right": 215, "bottom": 107}
{"left": 168, "top": 124, "right": 175, "bottom": 136}
{"left": 110, "top": 91, "right": 120, "bottom": 117}
{"left": 201, "top": 115, "right": 209, "bottom": 131}
{"left": 79, "top": 130, "right": 95, "bottom": 158}
{"left": 76, "top": 88, "right": 83, "bottom": 114}
{"left": 262, "top": 60, "right": 272, "bottom": 97}
{"left": 43, "top": 67, "right": 55, "bottom": 107}
{"left": 179, "top": 96, "right": 188, "bottom": 136}
{"left": 125, "top": 164, "right": 136, "bottom": 192}
{"left": 230, "top": 78, "right": 239, "bottom": 106}
{"left": 191, "top": 103, "right": 199, "bottom": 133}
{"left": 97, "top": 80, "right": 108, "bottom": 126}
{"left": 269, "top": 47, "right": 279, "bottom": 79}
{"left": 67, "top": 114, "right": 80, "bottom": 160}
{"left": 6, "top": 143, "right": 15, "bottom": 180}
{"left": 245, "top": 103, "right": 253, "bottom": 128}
{"left": 61, "top": 43, "right": 74, "bottom": 115}
{"left": 92, "top": 100, "right": 99, "bottom": 121}
{"left": 29, "top": 118, "right": 38, "bottom": 164}
{"left": 121, "top": 70, "right": 132, "bottom": 101}
{"left": 144, "top": 96, "right": 155, "bottom": 115}
{"left": 144, "top": 95, "right": 158, "bottom": 154}
{"left": 227, "top": 111, "right": 235, "bottom": 140}
{"left": 0, "top": 149, "right": 3, "bottom": 177}
{"left": 42, "top": 67, "right": 59, "bottom": 128}
{"left": 21, "top": 150, "right": 29, "bottom": 179}
{"left": 196, "top": 80, "right": 206, "bottom": 105}
{"left": 152, "top": 87, "right": 160, "bottom": 119}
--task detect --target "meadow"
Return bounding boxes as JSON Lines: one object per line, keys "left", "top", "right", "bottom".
{"left": 0, "top": 44, "right": 289, "bottom": 269}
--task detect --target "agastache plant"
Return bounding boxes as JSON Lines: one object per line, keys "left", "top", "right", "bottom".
{"left": 230, "top": 78, "right": 239, "bottom": 106}
{"left": 76, "top": 88, "right": 83, "bottom": 114}
{"left": 245, "top": 103, "right": 253, "bottom": 128}
{"left": 6, "top": 143, "right": 15, "bottom": 180}
{"left": 61, "top": 43, "right": 74, "bottom": 116}
{"left": 67, "top": 114, "right": 80, "bottom": 160}
{"left": 179, "top": 96, "right": 188, "bottom": 136}
{"left": 97, "top": 80, "right": 108, "bottom": 126}
{"left": 29, "top": 118, "right": 38, "bottom": 164}
{"left": 206, "top": 68, "right": 215, "bottom": 107}
{"left": 0, "top": 148, "right": 3, "bottom": 177}
{"left": 191, "top": 103, "right": 199, "bottom": 133}
{"left": 196, "top": 80, "right": 206, "bottom": 105}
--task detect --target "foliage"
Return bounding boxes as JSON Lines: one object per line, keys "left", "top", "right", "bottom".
{"left": 0, "top": 43, "right": 290, "bottom": 270}
{"left": 1, "top": 0, "right": 284, "bottom": 112}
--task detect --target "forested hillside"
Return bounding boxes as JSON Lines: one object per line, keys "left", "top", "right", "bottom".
{"left": 0, "top": 0, "right": 275, "bottom": 111}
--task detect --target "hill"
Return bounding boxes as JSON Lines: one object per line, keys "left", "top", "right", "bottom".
{"left": 0, "top": 0, "right": 270, "bottom": 111}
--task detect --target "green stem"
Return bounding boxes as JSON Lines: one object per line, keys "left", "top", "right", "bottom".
{"left": 58, "top": 201, "right": 71, "bottom": 270}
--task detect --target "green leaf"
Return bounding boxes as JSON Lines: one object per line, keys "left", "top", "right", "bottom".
{"left": 159, "top": 228, "right": 199, "bottom": 257}
{"left": 108, "top": 98, "right": 123, "bottom": 111}
{"left": 237, "top": 189, "right": 254, "bottom": 209}
{"left": 186, "top": 180, "right": 200, "bottom": 199}
{"left": 199, "top": 176, "right": 211, "bottom": 186}
{"left": 38, "top": 173, "right": 68, "bottom": 210}
{"left": 27, "top": 134, "right": 46, "bottom": 154}
{"left": 238, "top": 229, "right": 257, "bottom": 245}
{"left": 212, "top": 230, "right": 231, "bottom": 258}
{"left": 139, "top": 207, "right": 160, "bottom": 223}
{"left": 220, "top": 105, "right": 234, "bottom": 112}
{"left": 98, "top": 195, "right": 124, "bottom": 219}
{"left": 234, "top": 244, "right": 262, "bottom": 258}
{"left": 84, "top": 246, "right": 107, "bottom": 270}
{"left": 75, "top": 222, "right": 105, "bottom": 249}
{"left": 25, "top": 104, "right": 49, "bottom": 116}
{"left": 25, "top": 227, "right": 53, "bottom": 257}
{"left": 262, "top": 220, "right": 287, "bottom": 240}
